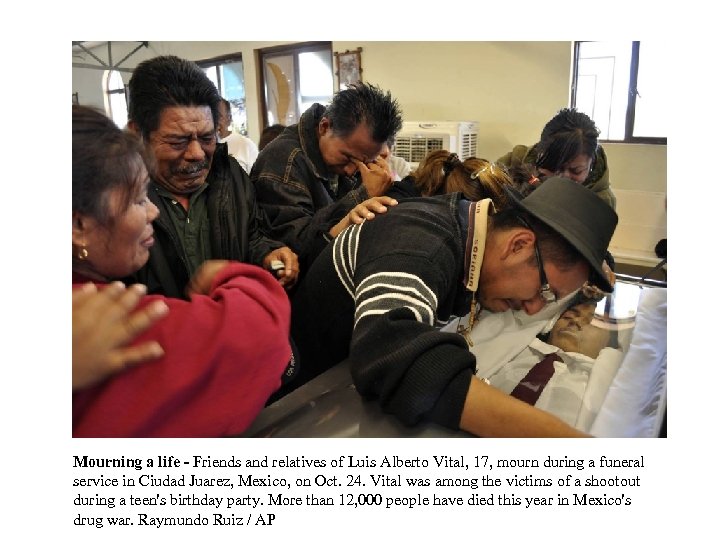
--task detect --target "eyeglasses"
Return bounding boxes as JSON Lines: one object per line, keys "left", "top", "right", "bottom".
{"left": 515, "top": 215, "right": 556, "bottom": 304}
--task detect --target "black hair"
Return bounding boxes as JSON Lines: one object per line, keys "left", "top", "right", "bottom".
{"left": 323, "top": 82, "right": 402, "bottom": 143}
{"left": 219, "top": 98, "right": 232, "bottom": 119}
{"left": 535, "top": 108, "right": 600, "bottom": 173}
{"left": 128, "top": 55, "right": 221, "bottom": 139}
{"left": 506, "top": 162, "right": 542, "bottom": 197}
{"left": 258, "top": 123, "right": 286, "bottom": 151}
{"left": 73, "top": 105, "right": 153, "bottom": 226}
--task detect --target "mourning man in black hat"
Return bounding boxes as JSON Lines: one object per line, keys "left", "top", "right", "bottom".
{"left": 289, "top": 176, "right": 617, "bottom": 437}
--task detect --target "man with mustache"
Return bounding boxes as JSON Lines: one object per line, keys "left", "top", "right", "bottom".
{"left": 125, "top": 55, "right": 298, "bottom": 298}
{"left": 471, "top": 300, "right": 619, "bottom": 433}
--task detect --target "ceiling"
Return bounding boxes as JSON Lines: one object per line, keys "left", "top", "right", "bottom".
{"left": 72, "top": 41, "right": 148, "bottom": 73}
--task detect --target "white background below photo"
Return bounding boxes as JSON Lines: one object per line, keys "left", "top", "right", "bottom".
{"left": 63, "top": 437, "right": 680, "bottom": 539}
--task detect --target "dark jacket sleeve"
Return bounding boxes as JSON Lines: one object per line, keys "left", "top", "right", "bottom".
{"left": 347, "top": 250, "right": 475, "bottom": 430}
{"left": 253, "top": 147, "right": 368, "bottom": 268}
{"left": 584, "top": 146, "right": 616, "bottom": 209}
{"left": 215, "top": 147, "right": 284, "bottom": 266}
{"left": 234, "top": 162, "right": 285, "bottom": 266}
{"left": 351, "top": 310, "right": 475, "bottom": 429}
{"left": 385, "top": 176, "right": 422, "bottom": 199}
{"left": 496, "top": 144, "right": 533, "bottom": 169}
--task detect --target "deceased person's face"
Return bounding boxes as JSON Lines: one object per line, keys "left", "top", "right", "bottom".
{"left": 548, "top": 302, "right": 610, "bottom": 358}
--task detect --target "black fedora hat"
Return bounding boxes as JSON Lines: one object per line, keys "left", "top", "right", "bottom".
{"left": 507, "top": 176, "right": 618, "bottom": 292}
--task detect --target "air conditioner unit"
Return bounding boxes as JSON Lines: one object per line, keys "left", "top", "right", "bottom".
{"left": 393, "top": 121, "right": 478, "bottom": 169}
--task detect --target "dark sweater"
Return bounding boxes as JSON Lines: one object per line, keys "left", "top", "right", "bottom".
{"left": 385, "top": 176, "right": 422, "bottom": 199}
{"left": 290, "top": 193, "right": 476, "bottom": 429}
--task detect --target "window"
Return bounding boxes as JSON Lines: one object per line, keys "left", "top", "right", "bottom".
{"left": 197, "top": 54, "right": 248, "bottom": 135}
{"left": 572, "top": 41, "right": 666, "bottom": 144}
{"left": 105, "top": 69, "right": 128, "bottom": 129}
{"left": 258, "top": 42, "right": 333, "bottom": 129}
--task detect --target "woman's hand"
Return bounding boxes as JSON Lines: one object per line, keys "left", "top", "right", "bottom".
{"left": 72, "top": 282, "right": 169, "bottom": 391}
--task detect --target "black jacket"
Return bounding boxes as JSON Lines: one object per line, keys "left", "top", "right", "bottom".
{"left": 129, "top": 143, "right": 283, "bottom": 298}
{"left": 251, "top": 103, "right": 369, "bottom": 272}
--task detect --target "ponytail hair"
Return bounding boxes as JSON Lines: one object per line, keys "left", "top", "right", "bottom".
{"left": 411, "top": 150, "right": 514, "bottom": 208}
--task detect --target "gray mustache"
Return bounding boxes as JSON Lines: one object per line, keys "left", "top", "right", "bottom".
{"left": 173, "top": 161, "right": 209, "bottom": 175}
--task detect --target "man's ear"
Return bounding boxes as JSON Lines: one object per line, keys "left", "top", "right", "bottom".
{"left": 501, "top": 229, "right": 535, "bottom": 261}
{"left": 318, "top": 117, "right": 331, "bottom": 136}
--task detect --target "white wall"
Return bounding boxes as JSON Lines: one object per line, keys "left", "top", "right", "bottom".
{"left": 72, "top": 41, "right": 294, "bottom": 142}
{"left": 72, "top": 41, "right": 666, "bottom": 265}
{"left": 335, "top": 41, "right": 573, "bottom": 162}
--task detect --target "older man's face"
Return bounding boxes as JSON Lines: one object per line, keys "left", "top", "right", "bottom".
{"left": 147, "top": 106, "right": 216, "bottom": 196}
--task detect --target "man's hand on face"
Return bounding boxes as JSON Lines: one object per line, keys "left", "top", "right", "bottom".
{"left": 353, "top": 156, "right": 393, "bottom": 197}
